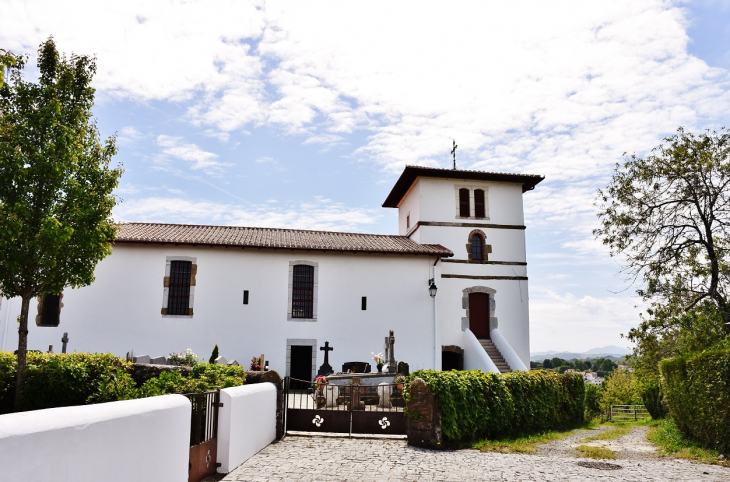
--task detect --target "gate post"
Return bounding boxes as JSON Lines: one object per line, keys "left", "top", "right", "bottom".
{"left": 405, "top": 378, "right": 442, "bottom": 448}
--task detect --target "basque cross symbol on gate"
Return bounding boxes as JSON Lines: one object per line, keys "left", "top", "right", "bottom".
{"left": 318, "top": 341, "right": 334, "bottom": 376}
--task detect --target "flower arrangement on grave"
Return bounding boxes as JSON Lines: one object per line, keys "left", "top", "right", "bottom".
{"left": 372, "top": 352, "right": 385, "bottom": 372}
{"left": 249, "top": 356, "right": 262, "bottom": 371}
{"left": 168, "top": 348, "right": 201, "bottom": 366}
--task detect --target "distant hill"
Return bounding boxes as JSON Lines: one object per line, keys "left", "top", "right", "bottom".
{"left": 530, "top": 345, "right": 631, "bottom": 362}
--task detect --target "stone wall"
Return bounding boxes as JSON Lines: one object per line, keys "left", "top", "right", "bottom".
{"left": 404, "top": 377, "right": 442, "bottom": 447}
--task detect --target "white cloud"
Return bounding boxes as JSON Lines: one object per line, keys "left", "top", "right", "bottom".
{"left": 114, "top": 196, "right": 381, "bottom": 232}
{"left": 529, "top": 287, "right": 643, "bottom": 352}
{"left": 6, "top": 0, "right": 728, "bottom": 179}
{"left": 155, "top": 135, "right": 228, "bottom": 175}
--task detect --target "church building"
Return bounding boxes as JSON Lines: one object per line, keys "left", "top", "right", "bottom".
{"left": 0, "top": 166, "right": 543, "bottom": 380}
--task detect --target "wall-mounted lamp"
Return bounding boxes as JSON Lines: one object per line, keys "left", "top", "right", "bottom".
{"left": 428, "top": 278, "right": 438, "bottom": 298}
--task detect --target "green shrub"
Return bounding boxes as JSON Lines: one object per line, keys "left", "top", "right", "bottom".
{"left": 136, "top": 362, "right": 245, "bottom": 397}
{"left": 0, "top": 352, "right": 246, "bottom": 413}
{"left": 0, "top": 351, "right": 136, "bottom": 413}
{"left": 583, "top": 382, "right": 602, "bottom": 419}
{"left": 407, "top": 370, "right": 584, "bottom": 442}
{"left": 659, "top": 347, "right": 730, "bottom": 454}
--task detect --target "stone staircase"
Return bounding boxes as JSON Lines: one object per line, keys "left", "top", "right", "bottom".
{"left": 479, "top": 339, "right": 511, "bottom": 373}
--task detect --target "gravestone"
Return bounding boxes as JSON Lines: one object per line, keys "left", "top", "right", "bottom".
{"left": 397, "top": 362, "right": 410, "bottom": 376}
{"left": 318, "top": 341, "right": 334, "bottom": 376}
{"left": 384, "top": 330, "right": 396, "bottom": 373}
{"left": 347, "top": 377, "right": 365, "bottom": 410}
{"left": 150, "top": 356, "right": 167, "bottom": 365}
{"left": 378, "top": 382, "right": 392, "bottom": 408}
{"left": 227, "top": 359, "right": 239, "bottom": 366}
{"left": 214, "top": 355, "right": 228, "bottom": 365}
{"left": 133, "top": 355, "right": 151, "bottom": 364}
{"left": 61, "top": 332, "right": 69, "bottom": 354}
{"left": 342, "top": 361, "right": 371, "bottom": 373}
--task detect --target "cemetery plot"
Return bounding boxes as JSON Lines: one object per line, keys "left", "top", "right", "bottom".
{"left": 284, "top": 377, "right": 406, "bottom": 436}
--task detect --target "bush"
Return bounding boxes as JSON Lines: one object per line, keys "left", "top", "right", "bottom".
{"left": 0, "top": 352, "right": 136, "bottom": 413}
{"left": 598, "top": 369, "right": 641, "bottom": 413}
{"left": 0, "top": 351, "right": 246, "bottom": 413}
{"left": 407, "top": 370, "right": 584, "bottom": 442}
{"left": 584, "top": 382, "right": 602, "bottom": 419}
{"left": 659, "top": 347, "right": 730, "bottom": 454}
{"left": 136, "top": 362, "right": 245, "bottom": 397}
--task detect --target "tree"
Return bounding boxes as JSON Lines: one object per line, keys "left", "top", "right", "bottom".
{"left": 209, "top": 344, "right": 219, "bottom": 364}
{"left": 595, "top": 127, "right": 730, "bottom": 335}
{"left": 542, "top": 358, "right": 553, "bottom": 369}
{"left": 599, "top": 370, "right": 640, "bottom": 414}
{"left": 0, "top": 38, "right": 122, "bottom": 410}
{"left": 0, "top": 48, "right": 17, "bottom": 88}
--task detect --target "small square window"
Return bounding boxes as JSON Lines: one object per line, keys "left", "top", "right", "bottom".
{"left": 243, "top": 290, "right": 249, "bottom": 305}
{"left": 362, "top": 296, "right": 367, "bottom": 310}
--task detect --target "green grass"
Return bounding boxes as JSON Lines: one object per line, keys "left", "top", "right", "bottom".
{"left": 648, "top": 417, "right": 724, "bottom": 465}
{"left": 473, "top": 421, "right": 599, "bottom": 454}
{"left": 576, "top": 445, "right": 618, "bottom": 459}
{"left": 579, "top": 424, "right": 632, "bottom": 442}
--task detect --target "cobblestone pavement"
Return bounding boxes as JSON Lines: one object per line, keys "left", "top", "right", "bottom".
{"left": 222, "top": 435, "right": 730, "bottom": 481}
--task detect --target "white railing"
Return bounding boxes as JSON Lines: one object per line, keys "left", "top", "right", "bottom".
{"left": 463, "top": 328, "right": 499, "bottom": 373}
{"left": 490, "top": 328, "right": 528, "bottom": 372}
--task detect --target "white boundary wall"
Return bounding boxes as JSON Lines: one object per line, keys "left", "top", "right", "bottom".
{"left": 0, "top": 395, "right": 190, "bottom": 482}
{"left": 218, "top": 383, "right": 277, "bottom": 473}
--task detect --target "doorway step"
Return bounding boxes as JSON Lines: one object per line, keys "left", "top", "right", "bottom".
{"left": 479, "top": 340, "right": 511, "bottom": 373}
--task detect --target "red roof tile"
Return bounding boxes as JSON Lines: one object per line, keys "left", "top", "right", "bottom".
{"left": 115, "top": 223, "right": 453, "bottom": 257}
{"left": 383, "top": 165, "right": 544, "bottom": 208}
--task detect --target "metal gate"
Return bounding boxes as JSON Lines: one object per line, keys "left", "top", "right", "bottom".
{"left": 184, "top": 391, "right": 220, "bottom": 482}
{"left": 284, "top": 377, "right": 406, "bottom": 436}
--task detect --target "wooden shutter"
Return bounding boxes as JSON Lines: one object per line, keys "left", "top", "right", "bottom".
{"left": 459, "top": 188, "right": 470, "bottom": 217}
{"left": 474, "top": 189, "right": 485, "bottom": 218}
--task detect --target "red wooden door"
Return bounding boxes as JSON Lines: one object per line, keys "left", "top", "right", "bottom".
{"left": 469, "top": 293, "right": 490, "bottom": 339}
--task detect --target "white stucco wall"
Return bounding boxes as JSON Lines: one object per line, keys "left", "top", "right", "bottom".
{"left": 396, "top": 176, "right": 532, "bottom": 368}
{"left": 217, "top": 383, "right": 277, "bottom": 473}
{"left": 0, "top": 246, "right": 441, "bottom": 375}
{"left": 0, "top": 395, "right": 190, "bottom": 482}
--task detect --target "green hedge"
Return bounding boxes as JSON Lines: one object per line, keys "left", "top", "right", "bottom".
{"left": 659, "top": 347, "right": 730, "bottom": 453}
{"left": 408, "top": 369, "right": 584, "bottom": 441}
{"left": 0, "top": 351, "right": 246, "bottom": 413}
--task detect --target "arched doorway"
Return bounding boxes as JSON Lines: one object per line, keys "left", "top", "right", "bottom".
{"left": 468, "top": 292, "right": 491, "bottom": 339}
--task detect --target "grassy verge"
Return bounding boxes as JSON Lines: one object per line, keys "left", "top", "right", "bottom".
{"left": 576, "top": 445, "right": 617, "bottom": 459}
{"left": 579, "top": 424, "right": 631, "bottom": 442}
{"left": 473, "top": 420, "right": 599, "bottom": 454}
{"left": 648, "top": 417, "right": 725, "bottom": 466}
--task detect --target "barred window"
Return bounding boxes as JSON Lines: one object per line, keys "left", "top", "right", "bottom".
{"left": 471, "top": 234, "right": 483, "bottom": 261}
{"left": 474, "top": 189, "right": 486, "bottom": 218}
{"left": 292, "top": 264, "right": 314, "bottom": 318}
{"left": 167, "top": 260, "right": 192, "bottom": 315}
{"left": 459, "top": 188, "right": 470, "bottom": 217}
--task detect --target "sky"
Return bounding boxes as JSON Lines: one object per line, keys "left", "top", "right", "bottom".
{"left": 3, "top": 0, "right": 730, "bottom": 353}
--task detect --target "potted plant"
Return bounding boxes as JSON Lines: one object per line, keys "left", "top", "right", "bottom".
{"left": 394, "top": 374, "right": 406, "bottom": 390}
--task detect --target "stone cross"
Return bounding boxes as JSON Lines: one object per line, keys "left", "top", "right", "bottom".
{"left": 61, "top": 332, "right": 69, "bottom": 354}
{"left": 318, "top": 341, "right": 334, "bottom": 376}
{"left": 387, "top": 330, "right": 396, "bottom": 373}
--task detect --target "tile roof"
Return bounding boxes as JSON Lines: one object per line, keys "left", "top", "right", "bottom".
{"left": 383, "top": 165, "right": 545, "bottom": 208}
{"left": 115, "top": 223, "right": 453, "bottom": 257}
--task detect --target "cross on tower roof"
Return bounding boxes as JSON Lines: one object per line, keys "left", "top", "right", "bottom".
{"left": 451, "top": 140, "right": 458, "bottom": 170}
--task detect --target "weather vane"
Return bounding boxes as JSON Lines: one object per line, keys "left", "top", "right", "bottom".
{"left": 451, "top": 140, "right": 458, "bottom": 170}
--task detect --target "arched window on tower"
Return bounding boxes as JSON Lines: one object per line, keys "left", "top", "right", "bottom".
{"left": 459, "top": 188, "right": 470, "bottom": 217}
{"left": 471, "top": 234, "right": 483, "bottom": 261}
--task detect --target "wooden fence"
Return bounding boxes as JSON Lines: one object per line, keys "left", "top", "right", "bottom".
{"left": 610, "top": 404, "right": 650, "bottom": 422}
